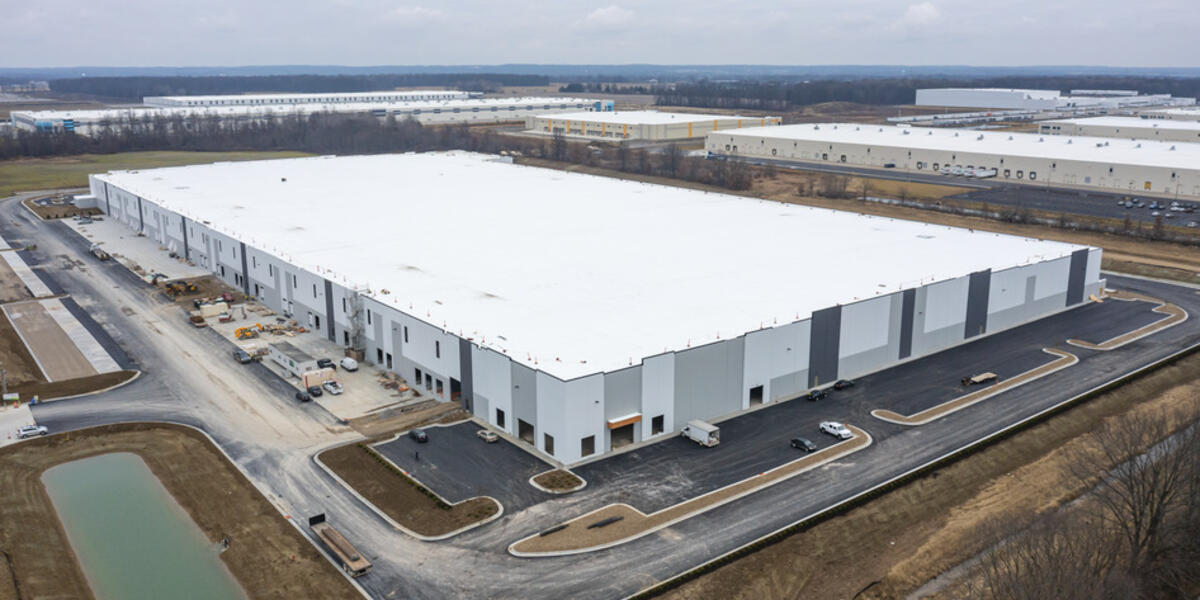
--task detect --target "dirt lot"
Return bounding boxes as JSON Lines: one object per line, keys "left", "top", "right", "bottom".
{"left": 661, "top": 352, "right": 1200, "bottom": 600}
{"left": 21, "top": 196, "right": 103, "bottom": 220}
{"left": 0, "top": 306, "right": 44, "bottom": 388}
{"left": 320, "top": 443, "right": 498, "bottom": 537}
{"left": 0, "top": 423, "right": 357, "bottom": 600}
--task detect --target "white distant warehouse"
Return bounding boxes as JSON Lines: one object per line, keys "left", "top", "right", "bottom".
{"left": 915, "top": 88, "right": 1194, "bottom": 111}
{"left": 706, "top": 123, "right": 1200, "bottom": 200}
{"left": 10, "top": 97, "right": 612, "bottom": 136}
{"left": 143, "top": 90, "right": 471, "bottom": 107}
{"left": 81, "top": 152, "right": 1101, "bottom": 463}
{"left": 1140, "top": 107, "right": 1200, "bottom": 121}
{"left": 526, "top": 110, "right": 781, "bottom": 141}
{"left": 1040, "top": 116, "right": 1200, "bottom": 143}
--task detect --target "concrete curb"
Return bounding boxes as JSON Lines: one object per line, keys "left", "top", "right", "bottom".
{"left": 528, "top": 468, "right": 588, "bottom": 495}
{"left": 510, "top": 425, "right": 873, "bottom": 557}
{"left": 315, "top": 434, "right": 504, "bottom": 542}
{"left": 871, "top": 348, "right": 1079, "bottom": 426}
{"left": 33, "top": 369, "right": 143, "bottom": 405}
{"left": 625, "top": 338, "right": 1200, "bottom": 600}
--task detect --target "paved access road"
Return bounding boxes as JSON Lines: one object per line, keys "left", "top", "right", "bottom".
{"left": 7, "top": 189, "right": 1200, "bottom": 600}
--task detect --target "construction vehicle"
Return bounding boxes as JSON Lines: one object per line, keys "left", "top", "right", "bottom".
{"left": 88, "top": 243, "right": 110, "bottom": 261}
{"left": 961, "top": 372, "right": 998, "bottom": 386}
{"left": 309, "top": 514, "right": 371, "bottom": 577}
{"left": 164, "top": 281, "right": 199, "bottom": 296}
{"left": 235, "top": 324, "right": 262, "bottom": 339}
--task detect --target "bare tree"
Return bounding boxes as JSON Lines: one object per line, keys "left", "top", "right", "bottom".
{"left": 549, "top": 131, "right": 568, "bottom": 162}
{"left": 661, "top": 144, "right": 682, "bottom": 177}
{"left": 1067, "top": 408, "right": 1194, "bottom": 578}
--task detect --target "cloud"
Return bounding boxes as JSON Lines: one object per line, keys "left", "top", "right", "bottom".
{"left": 896, "top": 1, "right": 942, "bottom": 28}
{"left": 585, "top": 5, "right": 634, "bottom": 27}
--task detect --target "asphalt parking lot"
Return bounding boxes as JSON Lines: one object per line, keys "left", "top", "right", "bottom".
{"left": 373, "top": 421, "right": 553, "bottom": 511}
{"left": 369, "top": 289, "right": 1170, "bottom": 519}
{"left": 952, "top": 186, "right": 1200, "bottom": 225}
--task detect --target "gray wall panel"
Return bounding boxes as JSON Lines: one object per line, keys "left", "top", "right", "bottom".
{"left": 672, "top": 338, "right": 744, "bottom": 430}
{"left": 899, "top": 288, "right": 916, "bottom": 359}
{"left": 239, "top": 242, "right": 250, "bottom": 295}
{"left": 808, "top": 306, "right": 841, "bottom": 387}
{"left": 1066, "top": 248, "right": 1088, "bottom": 306}
{"left": 604, "top": 367, "right": 642, "bottom": 420}
{"left": 964, "top": 269, "right": 991, "bottom": 339}
{"left": 322, "top": 279, "right": 335, "bottom": 341}
{"left": 512, "top": 363, "right": 537, "bottom": 429}
{"left": 769, "top": 369, "right": 808, "bottom": 401}
{"left": 458, "top": 339, "right": 474, "bottom": 411}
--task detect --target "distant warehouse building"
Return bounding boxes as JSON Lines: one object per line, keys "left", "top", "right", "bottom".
{"left": 10, "top": 97, "right": 611, "bottom": 136}
{"left": 707, "top": 123, "right": 1200, "bottom": 200}
{"left": 1139, "top": 107, "right": 1200, "bottom": 121}
{"left": 1040, "top": 116, "right": 1200, "bottom": 143}
{"left": 916, "top": 88, "right": 1195, "bottom": 111}
{"left": 526, "top": 110, "right": 780, "bottom": 141}
{"left": 84, "top": 152, "right": 1101, "bottom": 464}
{"left": 143, "top": 90, "right": 471, "bottom": 107}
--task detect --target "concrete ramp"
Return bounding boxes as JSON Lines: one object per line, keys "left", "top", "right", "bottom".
{"left": 0, "top": 252, "right": 53, "bottom": 298}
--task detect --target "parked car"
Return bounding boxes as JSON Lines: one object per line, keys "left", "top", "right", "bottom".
{"left": 477, "top": 429, "right": 499, "bottom": 443}
{"left": 294, "top": 390, "right": 311, "bottom": 402}
{"left": 807, "top": 389, "right": 828, "bottom": 401}
{"left": 16, "top": 425, "right": 48, "bottom": 438}
{"left": 833, "top": 379, "right": 855, "bottom": 390}
{"left": 232, "top": 349, "right": 252, "bottom": 364}
{"left": 307, "top": 385, "right": 324, "bottom": 398}
{"left": 409, "top": 429, "right": 429, "bottom": 443}
{"left": 339, "top": 357, "right": 359, "bottom": 372}
{"left": 316, "top": 358, "right": 336, "bottom": 370}
{"left": 322, "top": 380, "right": 344, "bottom": 395}
{"left": 819, "top": 421, "right": 853, "bottom": 440}
{"left": 790, "top": 437, "right": 817, "bottom": 452}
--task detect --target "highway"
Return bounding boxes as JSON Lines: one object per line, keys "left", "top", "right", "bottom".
{"left": 6, "top": 191, "right": 1200, "bottom": 600}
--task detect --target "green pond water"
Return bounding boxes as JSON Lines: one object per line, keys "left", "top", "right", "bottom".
{"left": 41, "top": 452, "right": 247, "bottom": 600}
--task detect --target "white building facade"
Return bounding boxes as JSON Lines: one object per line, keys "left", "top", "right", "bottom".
{"left": 86, "top": 153, "right": 1102, "bottom": 465}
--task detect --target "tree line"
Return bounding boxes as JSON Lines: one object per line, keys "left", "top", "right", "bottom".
{"left": 657, "top": 76, "right": 1200, "bottom": 111}
{"left": 968, "top": 405, "right": 1200, "bottom": 599}
{"left": 48, "top": 73, "right": 551, "bottom": 100}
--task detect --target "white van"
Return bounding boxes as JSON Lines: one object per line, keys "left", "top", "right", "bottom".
{"left": 681, "top": 420, "right": 720, "bottom": 447}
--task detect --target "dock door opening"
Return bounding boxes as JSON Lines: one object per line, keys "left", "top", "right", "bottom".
{"left": 749, "top": 385, "right": 764, "bottom": 406}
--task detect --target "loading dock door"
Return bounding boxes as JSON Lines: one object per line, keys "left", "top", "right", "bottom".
{"left": 611, "top": 424, "right": 634, "bottom": 449}
{"left": 518, "top": 419, "right": 535, "bottom": 444}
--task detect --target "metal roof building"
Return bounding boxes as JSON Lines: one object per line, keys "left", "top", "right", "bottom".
{"left": 525, "top": 110, "right": 780, "bottom": 141}
{"left": 85, "top": 152, "right": 1100, "bottom": 463}
{"left": 707, "top": 123, "right": 1200, "bottom": 200}
{"left": 143, "top": 90, "right": 470, "bottom": 107}
{"left": 11, "top": 97, "right": 610, "bottom": 136}
{"left": 1040, "top": 116, "right": 1200, "bottom": 144}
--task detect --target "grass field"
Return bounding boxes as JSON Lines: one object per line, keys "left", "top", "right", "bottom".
{"left": 0, "top": 151, "right": 312, "bottom": 197}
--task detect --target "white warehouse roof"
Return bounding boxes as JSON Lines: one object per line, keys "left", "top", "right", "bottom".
{"left": 95, "top": 152, "right": 1084, "bottom": 379}
{"left": 721, "top": 123, "right": 1200, "bottom": 171}
{"left": 144, "top": 90, "right": 466, "bottom": 104}
{"left": 1044, "top": 116, "right": 1200, "bottom": 132}
{"left": 14, "top": 97, "right": 597, "bottom": 122}
{"left": 537, "top": 111, "right": 759, "bottom": 125}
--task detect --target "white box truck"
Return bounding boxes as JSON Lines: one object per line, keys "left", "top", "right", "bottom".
{"left": 682, "top": 420, "right": 720, "bottom": 447}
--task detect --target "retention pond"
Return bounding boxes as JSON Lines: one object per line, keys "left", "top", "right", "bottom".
{"left": 41, "top": 452, "right": 246, "bottom": 600}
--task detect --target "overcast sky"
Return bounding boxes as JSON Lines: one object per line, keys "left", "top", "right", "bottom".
{"left": 4, "top": 0, "right": 1197, "bottom": 68}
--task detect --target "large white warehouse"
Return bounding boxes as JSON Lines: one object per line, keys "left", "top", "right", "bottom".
{"left": 526, "top": 111, "right": 780, "bottom": 141}
{"left": 11, "top": 97, "right": 610, "bottom": 136}
{"left": 84, "top": 152, "right": 1101, "bottom": 464}
{"left": 916, "top": 88, "right": 1195, "bottom": 111}
{"left": 1040, "top": 116, "right": 1200, "bottom": 143}
{"left": 707, "top": 123, "right": 1200, "bottom": 200}
{"left": 143, "top": 90, "right": 471, "bottom": 107}
{"left": 1140, "top": 107, "right": 1200, "bottom": 121}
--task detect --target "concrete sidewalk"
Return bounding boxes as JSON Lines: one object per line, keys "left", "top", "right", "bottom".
{"left": 0, "top": 251, "right": 52, "bottom": 298}
{"left": 64, "top": 217, "right": 208, "bottom": 282}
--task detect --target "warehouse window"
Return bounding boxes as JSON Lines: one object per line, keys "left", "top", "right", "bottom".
{"left": 367, "top": 310, "right": 372, "bottom": 325}
{"left": 425, "top": 373, "right": 432, "bottom": 390}
{"left": 386, "top": 353, "right": 393, "bottom": 369}
{"left": 312, "top": 284, "right": 317, "bottom": 298}
{"left": 292, "top": 274, "right": 297, "bottom": 288}
{"left": 435, "top": 341, "right": 440, "bottom": 358}
{"left": 342, "top": 298, "right": 346, "bottom": 313}
{"left": 581, "top": 435, "right": 595, "bottom": 458}
{"left": 496, "top": 408, "right": 506, "bottom": 429}
{"left": 932, "top": 163, "right": 939, "bottom": 171}
{"left": 1030, "top": 171, "right": 1037, "bottom": 180}
{"left": 404, "top": 326, "right": 409, "bottom": 343}
{"left": 822, "top": 153, "right": 828, "bottom": 160}
{"left": 252, "top": 256, "right": 256, "bottom": 268}
{"left": 436, "top": 380, "right": 443, "bottom": 396}
{"left": 1017, "top": 170, "right": 1024, "bottom": 179}
{"left": 1004, "top": 169, "right": 1011, "bottom": 178}
{"left": 652, "top": 415, "right": 665, "bottom": 435}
